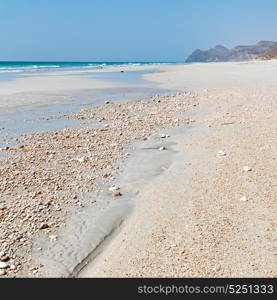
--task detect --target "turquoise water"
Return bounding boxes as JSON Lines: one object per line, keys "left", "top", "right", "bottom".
{"left": 0, "top": 61, "right": 172, "bottom": 74}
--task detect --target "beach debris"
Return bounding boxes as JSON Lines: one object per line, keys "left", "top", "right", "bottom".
{"left": 239, "top": 196, "right": 248, "bottom": 202}
{"left": 221, "top": 122, "right": 235, "bottom": 126}
{"left": 113, "top": 191, "right": 122, "bottom": 197}
{"left": 0, "top": 255, "right": 10, "bottom": 262}
{"left": 160, "top": 134, "right": 170, "bottom": 138}
{"left": 216, "top": 150, "right": 226, "bottom": 157}
{"left": 0, "top": 204, "right": 7, "bottom": 210}
{"left": 75, "top": 157, "right": 87, "bottom": 163}
{"left": 105, "top": 101, "right": 110, "bottom": 104}
{"left": 159, "top": 146, "right": 166, "bottom": 151}
{"left": 213, "top": 265, "right": 221, "bottom": 272}
{"left": 0, "top": 262, "right": 9, "bottom": 269}
{"left": 39, "top": 223, "right": 49, "bottom": 230}
{"left": 243, "top": 166, "right": 252, "bottom": 172}
{"left": 0, "top": 146, "right": 9, "bottom": 151}
{"left": 49, "top": 235, "right": 57, "bottom": 242}
{"left": 108, "top": 185, "right": 120, "bottom": 192}
{"left": 0, "top": 270, "right": 6, "bottom": 276}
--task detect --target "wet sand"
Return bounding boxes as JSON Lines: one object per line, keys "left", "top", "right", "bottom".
{"left": 0, "top": 61, "right": 276, "bottom": 277}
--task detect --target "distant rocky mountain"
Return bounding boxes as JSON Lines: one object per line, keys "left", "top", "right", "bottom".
{"left": 186, "top": 41, "right": 277, "bottom": 62}
{"left": 257, "top": 46, "right": 277, "bottom": 60}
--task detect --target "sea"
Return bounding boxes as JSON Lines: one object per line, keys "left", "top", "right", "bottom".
{"left": 0, "top": 61, "right": 171, "bottom": 74}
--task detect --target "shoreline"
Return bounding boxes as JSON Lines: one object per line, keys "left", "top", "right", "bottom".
{"left": 0, "top": 61, "right": 276, "bottom": 277}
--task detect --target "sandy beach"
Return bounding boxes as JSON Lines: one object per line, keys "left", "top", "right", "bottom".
{"left": 0, "top": 61, "right": 276, "bottom": 277}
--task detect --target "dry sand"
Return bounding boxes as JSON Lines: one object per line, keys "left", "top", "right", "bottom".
{"left": 80, "top": 61, "right": 277, "bottom": 277}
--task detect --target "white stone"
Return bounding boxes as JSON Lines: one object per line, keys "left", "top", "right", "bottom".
{"left": 0, "top": 270, "right": 6, "bottom": 276}
{"left": 49, "top": 235, "right": 57, "bottom": 241}
{"left": 76, "top": 157, "right": 86, "bottom": 163}
{"left": 243, "top": 166, "right": 252, "bottom": 172}
{"left": 0, "top": 262, "right": 8, "bottom": 269}
{"left": 216, "top": 150, "right": 226, "bottom": 157}
{"left": 239, "top": 196, "right": 248, "bottom": 202}
{"left": 108, "top": 185, "right": 119, "bottom": 192}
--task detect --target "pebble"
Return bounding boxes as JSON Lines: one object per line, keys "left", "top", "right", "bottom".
{"left": 216, "top": 150, "right": 226, "bottom": 157}
{"left": 0, "top": 262, "right": 8, "bottom": 269}
{"left": 0, "top": 255, "right": 10, "bottom": 262}
{"left": 49, "top": 235, "right": 57, "bottom": 241}
{"left": 0, "top": 270, "right": 6, "bottom": 276}
{"left": 243, "top": 166, "right": 252, "bottom": 172}
{"left": 39, "top": 223, "right": 49, "bottom": 230}
{"left": 113, "top": 192, "right": 122, "bottom": 197}
{"left": 0, "top": 204, "right": 7, "bottom": 210}
{"left": 109, "top": 185, "right": 120, "bottom": 192}
{"left": 213, "top": 265, "right": 221, "bottom": 272}
{"left": 76, "top": 157, "right": 86, "bottom": 163}
{"left": 159, "top": 146, "right": 166, "bottom": 151}
{"left": 239, "top": 196, "right": 248, "bottom": 202}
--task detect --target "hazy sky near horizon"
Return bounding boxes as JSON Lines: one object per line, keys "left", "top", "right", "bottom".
{"left": 1, "top": 0, "right": 277, "bottom": 62}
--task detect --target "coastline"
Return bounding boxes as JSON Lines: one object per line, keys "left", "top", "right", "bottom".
{"left": 0, "top": 61, "right": 276, "bottom": 277}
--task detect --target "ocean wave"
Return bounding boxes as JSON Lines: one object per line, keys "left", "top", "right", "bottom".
{"left": 0, "top": 62, "right": 169, "bottom": 74}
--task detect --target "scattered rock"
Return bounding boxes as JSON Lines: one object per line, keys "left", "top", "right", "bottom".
{"left": 0, "top": 204, "right": 7, "bottom": 210}
{"left": 49, "top": 235, "right": 57, "bottom": 241}
{"left": 109, "top": 185, "right": 120, "bottom": 192}
{"left": 213, "top": 265, "right": 221, "bottom": 272}
{"left": 160, "top": 134, "right": 170, "bottom": 138}
{"left": 159, "top": 146, "right": 166, "bottom": 151}
{"left": 113, "top": 191, "right": 122, "bottom": 197}
{"left": 0, "top": 255, "right": 10, "bottom": 262}
{"left": 0, "top": 262, "right": 9, "bottom": 269}
{"left": 239, "top": 196, "right": 248, "bottom": 202}
{"left": 76, "top": 157, "right": 87, "bottom": 163}
{"left": 0, "top": 270, "right": 6, "bottom": 276}
{"left": 0, "top": 146, "right": 9, "bottom": 151}
{"left": 216, "top": 150, "right": 226, "bottom": 157}
{"left": 243, "top": 166, "right": 252, "bottom": 172}
{"left": 39, "top": 223, "right": 49, "bottom": 230}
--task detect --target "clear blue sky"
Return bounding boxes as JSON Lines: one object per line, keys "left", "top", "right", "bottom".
{"left": 1, "top": 0, "right": 277, "bottom": 62}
